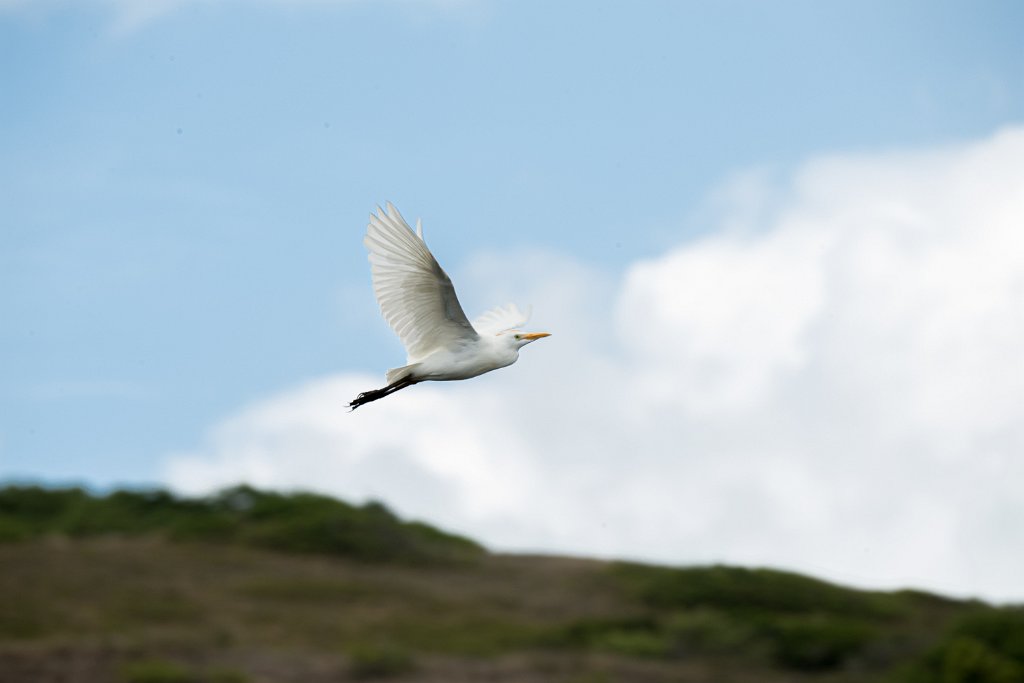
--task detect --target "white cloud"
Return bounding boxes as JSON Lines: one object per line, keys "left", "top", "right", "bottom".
{"left": 164, "top": 126, "right": 1024, "bottom": 602}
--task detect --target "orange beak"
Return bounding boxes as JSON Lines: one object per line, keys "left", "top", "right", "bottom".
{"left": 521, "top": 332, "right": 551, "bottom": 341}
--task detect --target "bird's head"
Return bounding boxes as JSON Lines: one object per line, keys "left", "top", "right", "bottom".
{"left": 508, "top": 331, "right": 551, "bottom": 350}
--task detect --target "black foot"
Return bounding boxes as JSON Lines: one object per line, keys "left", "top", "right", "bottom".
{"left": 348, "top": 377, "right": 419, "bottom": 411}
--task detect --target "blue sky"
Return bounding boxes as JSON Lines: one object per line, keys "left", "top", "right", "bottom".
{"left": 3, "top": 1, "right": 1024, "bottom": 598}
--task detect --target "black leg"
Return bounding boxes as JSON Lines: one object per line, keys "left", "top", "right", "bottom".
{"left": 348, "top": 376, "right": 419, "bottom": 410}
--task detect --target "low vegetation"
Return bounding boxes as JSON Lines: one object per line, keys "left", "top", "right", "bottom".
{"left": 0, "top": 484, "right": 482, "bottom": 564}
{"left": 0, "top": 485, "right": 1021, "bottom": 682}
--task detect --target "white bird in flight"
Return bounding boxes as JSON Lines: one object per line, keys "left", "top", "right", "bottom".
{"left": 348, "top": 203, "right": 550, "bottom": 410}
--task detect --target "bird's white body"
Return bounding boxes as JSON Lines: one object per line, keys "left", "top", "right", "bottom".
{"left": 404, "top": 334, "right": 522, "bottom": 382}
{"left": 349, "top": 203, "right": 549, "bottom": 409}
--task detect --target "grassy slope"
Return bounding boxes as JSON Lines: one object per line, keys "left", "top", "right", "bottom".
{"left": 0, "top": 487, "right": 1021, "bottom": 683}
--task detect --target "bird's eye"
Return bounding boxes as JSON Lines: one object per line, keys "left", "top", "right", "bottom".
{"left": 514, "top": 334, "right": 521, "bottom": 340}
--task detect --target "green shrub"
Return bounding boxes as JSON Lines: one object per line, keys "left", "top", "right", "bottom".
{"left": 548, "top": 616, "right": 670, "bottom": 658}
{"left": 664, "top": 608, "right": 760, "bottom": 655}
{"left": 0, "top": 486, "right": 89, "bottom": 526}
{"left": 953, "top": 609, "right": 1024, "bottom": 664}
{"left": 898, "top": 608, "right": 1024, "bottom": 683}
{"left": 594, "top": 629, "right": 671, "bottom": 658}
{"left": 119, "top": 659, "right": 196, "bottom": 683}
{"left": 553, "top": 616, "right": 659, "bottom": 648}
{"left": 0, "top": 484, "right": 483, "bottom": 564}
{"left": 900, "top": 636, "right": 1023, "bottom": 683}
{"left": 767, "top": 615, "right": 875, "bottom": 671}
{"left": 348, "top": 644, "right": 416, "bottom": 679}
{"left": 610, "top": 562, "right": 902, "bottom": 620}
{"left": 0, "top": 515, "right": 30, "bottom": 541}
{"left": 938, "top": 637, "right": 1023, "bottom": 683}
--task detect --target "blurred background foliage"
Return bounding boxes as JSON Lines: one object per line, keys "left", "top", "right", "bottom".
{"left": 1, "top": 485, "right": 1021, "bottom": 682}
{"left": 0, "top": 484, "right": 482, "bottom": 564}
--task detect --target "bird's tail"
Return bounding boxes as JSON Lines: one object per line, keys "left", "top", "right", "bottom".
{"left": 385, "top": 363, "right": 420, "bottom": 385}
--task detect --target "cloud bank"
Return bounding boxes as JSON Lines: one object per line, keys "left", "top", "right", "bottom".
{"left": 165, "top": 127, "right": 1024, "bottom": 602}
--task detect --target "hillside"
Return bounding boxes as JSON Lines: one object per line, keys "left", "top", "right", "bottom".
{"left": 0, "top": 486, "right": 1022, "bottom": 683}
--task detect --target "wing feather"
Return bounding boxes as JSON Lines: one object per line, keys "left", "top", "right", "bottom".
{"left": 472, "top": 302, "right": 531, "bottom": 336}
{"left": 364, "top": 203, "right": 477, "bottom": 362}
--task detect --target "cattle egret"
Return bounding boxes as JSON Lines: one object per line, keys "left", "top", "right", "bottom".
{"left": 348, "top": 203, "right": 550, "bottom": 410}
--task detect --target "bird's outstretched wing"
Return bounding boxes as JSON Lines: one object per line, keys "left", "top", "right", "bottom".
{"left": 364, "top": 203, "right": 477, "bottom": 363}
{"left": 472, "top": 303, "right": 531, "bottom": 336}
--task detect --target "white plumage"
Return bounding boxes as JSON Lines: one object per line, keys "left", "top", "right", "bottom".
{"left": 349, "top": 203, "right": 550, "bottom": 410}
